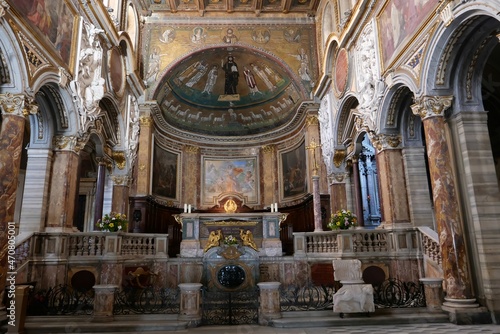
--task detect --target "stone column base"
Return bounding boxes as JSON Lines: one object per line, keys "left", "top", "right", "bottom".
{"left": 442, "top": 301, "right": 492, "bottom": 325}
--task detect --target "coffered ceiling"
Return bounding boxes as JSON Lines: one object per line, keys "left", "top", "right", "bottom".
{"left": 147, "top": 0, "right": 320, "bottom": 16}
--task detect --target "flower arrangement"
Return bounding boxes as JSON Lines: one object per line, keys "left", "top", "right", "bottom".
{"left": 97, "top": 212, "right": 128, "bottom": 232}
{"left": 223, "top": 235, "right": 239, "bottom": 246}
{"left": 327, "top": 209, "right": 357, "bottom": 230}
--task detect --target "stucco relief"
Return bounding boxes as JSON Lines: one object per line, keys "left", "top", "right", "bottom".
{"left": 318, "top": 94, "right": 334, "bottom": 175}
{"left": 354, "top": 21, "right": 385, "bottom": 133}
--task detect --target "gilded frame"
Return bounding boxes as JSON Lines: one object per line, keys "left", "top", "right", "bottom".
{"left": 376, "top": 0, "right": 440, "bottom": 73}
{"left": 8, "top": 0, "right": 79, "bottom": 75}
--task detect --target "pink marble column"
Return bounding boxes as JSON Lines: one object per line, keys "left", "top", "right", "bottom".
{"left": 411, "top": 96, "right": 474, "bottom": 304}
{"left": 351, "top": 156, "right": 364, "bottom": 227}
{"left": 312, "top": 175, "right": 323, "bottom": 231}
{"left": 373, "top": 136, "right": 410, "bottom": 228}
{"left": 0, "top": 93, "right": 27, "bottom": 304}
{"left": 46, "top": 136, "right": 81, "bottom": 232}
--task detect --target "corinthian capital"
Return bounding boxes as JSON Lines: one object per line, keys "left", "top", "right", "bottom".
{"left": 411, "top": 95, "right": 453, "bottom": 119}
{"left": 0, "top": 93, "right": 25, "bottom": 117}
{"left": 53, "top": 135, "right": 82, "bottom": 152}
{"left": 371, "top": 133, "right": 401, "bottom": 151}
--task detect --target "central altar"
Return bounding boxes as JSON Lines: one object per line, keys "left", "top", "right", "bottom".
{"left": 175, "top": 212, "right": 287, "bottom": 258}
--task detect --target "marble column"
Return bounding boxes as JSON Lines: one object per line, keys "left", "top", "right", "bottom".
{"left": 257, "top": 281, "right": 282, "bottom": 325}
{"left": 372, "top": 134, "right": 410, "bottom": 228}
{"left": 92, "top": 285, "right": 118, "bottom": 322}
{"left": 135, "top": 106, "right": 153, "bottom": 196}
{"left": 0, "top": 93, "right": 27, "bottom": 302}
{"left": 411, "top": 95, "right": 475, "bottom": 305}
{"left": 178, "top": 283, "right": 202, "bottom": 327}
{"left": 94, "top": 159, "right": 107, "bottom": 226}
{"left": 111, "top": 175, "right": 130, "bottom": 224}
{"left": 46, "top": 136, "right": 81, "bottom": 232}
{"left": 312, "top": 175, "right": 323, "bottom": 231}
{"left": 351, "top": 156, "right": 364, "bottom": 227}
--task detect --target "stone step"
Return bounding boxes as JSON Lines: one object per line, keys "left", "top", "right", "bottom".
{"left": 24, "top": 315, "right": 188, "bottom": 333}
{"left": 272, "top": 308, "right": 450, "bottom": 328}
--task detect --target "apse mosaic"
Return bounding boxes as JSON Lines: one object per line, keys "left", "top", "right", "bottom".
{"left": 156, "top": 46, "right": 303, "bottom": 136}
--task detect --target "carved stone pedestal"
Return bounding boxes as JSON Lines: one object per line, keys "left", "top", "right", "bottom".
{"left": 419, "top": 277, "right": 443, "bottom": 312}
{"left": 178, "top": 283, "right": 202, "bottom": 327}
{"left": 257, "top": 282, "right": 281, "bottom": 325}
{"left": 92, "top": 285, "right": 118, "bottom": 322}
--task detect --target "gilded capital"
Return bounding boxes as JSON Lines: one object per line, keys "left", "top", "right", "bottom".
{"left": 53, "top": 135, "right": 80, "bottom": 152}
{"left": 306, "top": 115, "right": 319, "bottom": 126}
{"left": 0, "top": 93, "right": 25, "bottom": 117}
{"left": 411, "top": 95, "right": 453, "bottom": 119}
{"left": 139, "top": 115, "right": 153, "bottom": 126}
{"left": 185, "top": 144, "right": 200, "bottom": 154}
{"left": 261, "top": 144, "right": 275, "bottom": 154}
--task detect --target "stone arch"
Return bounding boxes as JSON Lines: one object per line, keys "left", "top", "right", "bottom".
{"left": 335, "top": 94, "right": 358, "bottom": 148}
{"left": 417, "top": 2, "right": 500, "bottom": 316}
{"left": 0, "top": 23, "right": 29, "bottom": 94}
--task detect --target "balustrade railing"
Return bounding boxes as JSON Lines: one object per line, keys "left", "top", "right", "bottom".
{"left": 294, "top": 228, "right": 413, "bottom": 258}
{"left": 417, "top": 226, "right": 442, "bottom": 265}
{"left": 15, "top": 232, "right": 169, "bottom": 266}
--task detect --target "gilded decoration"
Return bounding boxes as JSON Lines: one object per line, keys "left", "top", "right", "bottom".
{"left": 333, "top": 149, "right": 346, "bottom": 168}
{"left": 204, "top": 229, "right": 223, "bottom": 252}
{"left": 112, "top": 151, "right": 126, "bottom": 170}
{"left": 0, "top": 93, "right": 22, "bottom": 115}
{"left": 224, "top": 199, "right": 238, "bottom": 213}
{"left": 240, "top": 229, "right": 258, "bottom": 251}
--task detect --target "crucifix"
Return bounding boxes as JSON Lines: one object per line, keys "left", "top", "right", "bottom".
{"left": 306, "top": 138, "right": 322, "bottom": 176}
{"left": 306, "top": 137, "right": 323, "bottom": 232}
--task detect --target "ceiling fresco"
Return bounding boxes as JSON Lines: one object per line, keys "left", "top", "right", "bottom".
{"left": 155, "top": 46, "right": 306, "bottom": 137}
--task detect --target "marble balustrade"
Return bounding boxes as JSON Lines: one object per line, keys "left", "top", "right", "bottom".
{"left": 293, "top": 227, "right": 428, "bottom": 261}
{"left": 15, "top": 232, "right": 169, "bottom": 261}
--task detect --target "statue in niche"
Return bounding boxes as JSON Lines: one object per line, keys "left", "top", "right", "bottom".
{"left": 204, "top": 229, "right": 223, "bottom": 252}
{"left": 240, "top": 229, "right": 258, "bottom": 251}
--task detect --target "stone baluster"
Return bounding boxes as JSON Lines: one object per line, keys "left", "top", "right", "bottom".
{"left": 257, "top": 282, "right": 282, "bottom": 325}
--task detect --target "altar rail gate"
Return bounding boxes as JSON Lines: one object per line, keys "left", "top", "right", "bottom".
{"left": 201, "top": 287, "right": 259, "bottom": 325}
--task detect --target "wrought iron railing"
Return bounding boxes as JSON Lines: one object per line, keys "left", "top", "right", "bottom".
{"left": 201, "top": 287, "right": 259, "bottom": 325}
{"left": 279, "top": 284, "right": 335, "bottom": 311}
{"left": 114, "top": 286, "right": 180, "bottom": 314}
{"left": 372, "top": 279, "right": 426, "bottom": 308}
{"left": 27, "top": 285, "right": 94, "bottom": 316}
